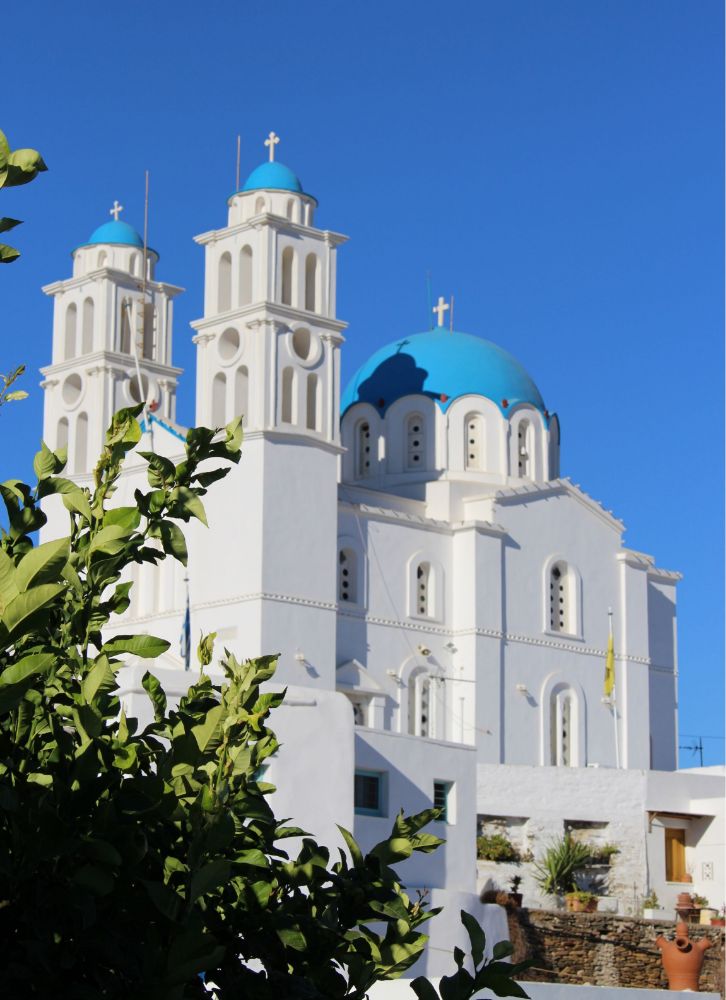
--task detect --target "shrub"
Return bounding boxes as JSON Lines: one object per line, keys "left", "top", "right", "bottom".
{"left": 533, "top": 835, "right": 592, "bottom": 895}
{"left": 476, "top": 833, "right": 520, "bottom": 863}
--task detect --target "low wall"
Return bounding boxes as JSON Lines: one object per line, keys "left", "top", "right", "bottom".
{"left": 507, "top": 909, "right": 724, "bottom": 996}
{"left": 368, "top": 980, "right": 720, "bottom": 1000}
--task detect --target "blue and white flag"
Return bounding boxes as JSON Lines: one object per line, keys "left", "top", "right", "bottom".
{"left": 180, "top": 581, "right": 191, "bottom": 670}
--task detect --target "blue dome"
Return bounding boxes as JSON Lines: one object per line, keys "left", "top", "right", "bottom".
{"left": 85, "top": 219, "right": 145, "bottom": 248}
{"left": 341, "top": 328, "right": 547, "bottom": 418}
{"left": 241, "top": 161, "right": 305, "bottom": 195}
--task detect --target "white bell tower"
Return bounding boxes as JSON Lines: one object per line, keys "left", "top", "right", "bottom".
{"left": 188, "top": 135, "right": 348, "bottom": 688}
{"left": 40, "top": 205, "right": 183, "bottom": 475}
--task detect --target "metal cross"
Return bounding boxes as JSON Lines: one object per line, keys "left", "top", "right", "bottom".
{"left": 264, "top": 131, "right": 280, "bottom": 162}
{"left": 433, "top": 296, "right": 450, "bottom": 327}
{"left": 109, "top": 200, "right": 124, "bottom": 222}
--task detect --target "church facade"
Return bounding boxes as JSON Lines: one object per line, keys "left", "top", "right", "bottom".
{"left": 38, "top": 139, "right": 724, "bottom": 968}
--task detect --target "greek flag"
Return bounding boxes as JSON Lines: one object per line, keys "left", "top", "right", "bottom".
{"left": 180, "top": 582, "right": 191, "bottom": 670}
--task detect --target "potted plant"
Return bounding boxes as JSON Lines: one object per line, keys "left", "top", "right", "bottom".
{"left": 643, "top": 890, "right": 659, "bottom": 919}
{"left": 533, "top": 834, "right": 592, "bottom": 903}
{"left": 476, "top": 833, "right": 521, "bottom": 863}
{"left": 711, "top": 905, "right": 725, "bottom": 928}
{"left": 508, "top": 875, "right": 523, "bottom": 908}
{"left": 565, "top": 890, "right": 598, "bottom": 913}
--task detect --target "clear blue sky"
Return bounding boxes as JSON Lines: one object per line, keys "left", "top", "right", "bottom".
{"left": 2, "top": 1, "right": 723, "bottom": 763}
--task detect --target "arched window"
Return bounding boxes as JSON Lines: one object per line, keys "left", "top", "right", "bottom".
{"left": 281, "top": 367, "right": 294, "bottom": 424}
{"left": 75, "top": 413, "right": 88, "bottom": 474}
{"left": 212, "top": 372, "right": 226, "bottom": 426}
{"left": 416, "top": 562, "right": 431, "bottom": 617}
{"left": 81, "top": 298, "right": 94, "bottom": 354}
{"left": 408, "top": 668, "right": 434, "bottom": 738}
{"left": 142, "top": 304, "right": 155, "bottom": 360}
{"left": 57, "top": 417, "right": 69, "bottom": 454}
{"left": 465, "top": 413, "right": 484, "bottom": 470}
{"left": 518, "top": 419, "right": 532, "bottom": 477}
{"left": 218, "top": 252, "right": 232, "bottom": 312}
{"left": 356, "top": 421, "right": 372, "bottom": 478}
{"left": 235, "top": 366, "right": 249, "bottom": 425}
{"left": 281, "top": 247, "right": 294, "bottom": 306}
{"left": 64, "top": 303, "right": 77, "bottom": 360}
{"left": 305, "top": 253, "right": 317, "bottom": 312}
{"left": 239, "top": 245, "right": 253, "bottom": 306}
{"left": 119, "top": 300, "right": 132, "bottom": 353}
{"left": 549, "top": 561, "right": 572, "bottom": 633}
{"left": 255, "top": 196, "right": 266, "bottom": 214}
{"left": 338, "top": 548, "right": 357, "bottom": 603}
{"left": 97, "top": 250, "right": 107, "bottom": 268}
{"left": 129, "top": 253, "right": 138, "bottom": 276}
{"left": 286, "top": 198, "right": 295, "bottom": 220}
{"left": 306, "top": 373, "right": 319, "bottom": 430}
{"left": 406, "top": 414, "right": 425, "bottom": 469}
{"left": 550, "top": 686, "right": 576, "bottom": 766}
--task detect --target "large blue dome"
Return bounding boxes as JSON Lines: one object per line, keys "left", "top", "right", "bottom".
{"left": 85, "top": 219, "right": 145, "bottom": 248}
{"left": 341, "top": 328, "right": 546, "bottom": 418}
{"left": 241, "top": 161, "right": 305, "bottom": 194}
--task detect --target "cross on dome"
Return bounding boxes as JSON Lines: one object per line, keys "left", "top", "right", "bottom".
{"left": 264, "top": 131, "right": 280, "bottom": 162}
{"left": 433, "top": 296, "right": 450, "bottom": 327}
{"left": 109, "top": 200, "right": 124, "bottom": 222}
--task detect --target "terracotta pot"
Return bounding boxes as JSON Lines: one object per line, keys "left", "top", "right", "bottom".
{"left": 656, "top": 920, "right": 712, "bottom": 991}
{"left": 677, "top": 892, "right": 694, "bottom": 909}
{"left": 566, "top": 896, "right": 597, "bottom": 913}
{"left": 711, "top": 918, "right": 725, "bottom": 927}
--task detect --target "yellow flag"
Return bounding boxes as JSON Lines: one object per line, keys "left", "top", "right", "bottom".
{"left": 604, "top": 631, "right": 615, "bottom": 697}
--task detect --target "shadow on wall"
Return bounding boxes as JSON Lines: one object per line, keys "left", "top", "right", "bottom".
{"left": 353, "top": 734, "right": 449, "bottom": 891}
{"left": 355, "top": 351, "right": 438, "bottom": 411}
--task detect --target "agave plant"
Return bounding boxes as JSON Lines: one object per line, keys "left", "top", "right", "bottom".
{"left": 533, "top": 834, "right": 592, "bottom": 896}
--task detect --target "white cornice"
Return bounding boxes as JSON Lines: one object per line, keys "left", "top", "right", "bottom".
{"left": 194, "top": 216, "right": 348, "bottom": 247}
{"left": 40, "top": 353, "right": 184, "bottom": 379}
{"left": 42, "top": 272, "right": 184, "bottom": 297}
{"left": 243, "top": 428, "right": 343, "bottom": 456}
{"left": 477, "top": 478, "right": 624, "bottom": 534}
{"left": 190, "top": 301, "right": 347, "bottom": 337}
{"left": 338, "top": 498, "right": 451, "bottom": 533}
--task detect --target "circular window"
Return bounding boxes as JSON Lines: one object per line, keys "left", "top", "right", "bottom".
{"left": 218, "top": 327, "right": 241, "bottom": 361}
{"left": 292, "top": 327, "right": 312, "bottom": 360}
{"left": 129, "top": 374, "right": 149, "bottom": 404}
{"left": 62, "top": 373, "right": 83, "bottom": 406}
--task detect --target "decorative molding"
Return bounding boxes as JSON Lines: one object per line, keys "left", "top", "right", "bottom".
{"left": 486, "top": 477, "right": 624, "bottom": 534}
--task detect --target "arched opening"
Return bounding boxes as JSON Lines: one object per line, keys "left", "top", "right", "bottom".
{"left": 465, "top": 413, "right": 484, "bottom": 470}
{"left": 292, "top": 327, "right": 311, "bottom": 360}
{"left": 281, "top": 247, "right": 294, "bottom": 306}
{"left": 129, "top": 374, "right": 149, "bottom": 404}
{"left": 57, "top": 417, "right": 69, "bottom": 454}
{"left": 304, "top": 253, "right": 317, "bottom": 312}
{"left": 356, "top": 421, "right": 372, "bottom": 478}
{"left": 408, "top": 668, "right": 434, "bottom": 738}
{"left": 550, "top": 686, "right": 576, "bottom": 766}
{"left": 338, "top": 548, "right": 357, "bottom": 603}
{"left": 239, "top": 246, "right": 253, "bottom": 306}
{"left": 64, "top": 303, "right": 77, "bottom": 360}
{"left": 119, "top": 301, "right": 132, "bottom": 353}
{"left": 218, "top": 327, "right": 240, "bottom": 360}
{"left": 255, "top": 196, "right": 266, "bottom": 214}
{"left": 97, "top": 250, "right": 107, "bottom": 268}
{"left": 212, "top": 372, "right": 226, "bottom": 426}
{"left": 518, "top": 419, "right": 531, "bottom": 477}
{"left": 549, "top": 561, "right": 573, "bottom": 633}
{"left": 306, "top": 373, "right": 319, "bottom": 430}
{"left": 281, "top": 367, "right": 294, "bottom": 424}
{"left": 142, "top": 303, "right": 155, "bottom": 360}
{"left": 81, "top": 298, "right": 94, "bottom": 354}
{"left": 75, "top": 412, "right": 88, "bottom": 474}
{"left": 235, "top": 366, "right": 249, "bottom": 425}
{"left": 218, "top": 252, "right": 232, "bottom": 312}
{"left": 406, "top": 414, "right": 425, "bottom": 469}
{"left": 416, "top": 562, "right": 431, "bottom": 617}
{"left": 129, "top": 254, "right": 138, "bottom": 276}
{"left": 286, "top": 198, "right": 295, "bottom": 221}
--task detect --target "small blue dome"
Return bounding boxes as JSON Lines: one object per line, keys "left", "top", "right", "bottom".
{"left": 241, "top": 161, "right": 305, "bottom": 195}
{"left": 86, "top": 219, "right": 145, "bottom": 248}
{"left": 342, "top": 328, "right": 547, "bottom": 418}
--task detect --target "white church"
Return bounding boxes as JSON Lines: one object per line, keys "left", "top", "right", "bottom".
{"left": 38, "top": 135, "right": 724, "bottom": 972}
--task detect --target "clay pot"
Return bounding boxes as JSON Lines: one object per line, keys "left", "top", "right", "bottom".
{"left": 677, "top": 892, "right": 694, "bottom": 909}
{"left": 656, "top": 920, "right": 712, "bottom": 991}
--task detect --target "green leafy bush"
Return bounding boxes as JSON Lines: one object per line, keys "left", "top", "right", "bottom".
{"left": 477, "top": 833, "right": 520, "bottom": 862}
{"left": 533, "top": 835, "right": 591, "bottom": 896}
{"left": 0, "top": 407, "right": 529, "bottom": 1000}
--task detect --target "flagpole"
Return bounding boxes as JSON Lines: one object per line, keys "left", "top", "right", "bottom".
{"left": 608, "top": 608, "right": 620, "bottom": 769}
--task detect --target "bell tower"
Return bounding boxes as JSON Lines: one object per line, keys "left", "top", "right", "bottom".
{"left": 40, "top": 204, "right": 183, "bottom": 475}
{"left": 188, "top": 135, "right": 348, "bottom": 688}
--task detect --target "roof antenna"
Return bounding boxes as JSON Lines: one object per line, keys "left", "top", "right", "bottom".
{"left": 426, "top": 271, "right": 433, "bottom": 329}
{"left": 450, "top": 294, "right": 455, "bottom": 333}
{"left": 235, "top": 134, "right": 241, "bottom": 191}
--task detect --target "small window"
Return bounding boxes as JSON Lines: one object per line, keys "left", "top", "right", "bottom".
{"left": 305, "top": 253, "right": 317, "bottom": 312}
{"left": 549, "top": 561, "right": 574, "bottom": 633}
{"left": 665, "top": 828, "right": 687, "bottom": 882}
{"left": 212, "top": 372, "right": 226, "bottom": 426}
{"left": 81, "top": 298, "right": 94, "bottom": 354}
{"left": 354, "top": 770, "right": 386, "bottom": 816}
{"left": 57, "top": 417, "right": 69, "bottom": 453}
{"left": 465, "top": 414, "right": 484, "bottom": 470}
{"left": 518, "top": 420, "right": 531, "bottom": 477}
{"left": 416, "top": 562, "right": 431, "bottom": 617}
{"left": 306, "top": 374, "right": 319, "bottom": 430}
{"left": 281, "top": 367, "right": 294, "bottom": 424}
{"left": 349, "top": 697, "right": 368, "bottom": 727}
{"left": 235, "top": 366, "right": 249, "bottom": 425}
{"left": 281, "top": 247, "right": 294, "bottom": 305}
{"left": 338, "top": 548, "right": 357, "bottom": 603}
{"left": 75, "top": 412, "right": 88, "bottom": 474}
{"left": 239, "top": 246, "right": 253, "bottom": 306}
{"left": 64, "top": 303, "right": 77, "bottom": 360}
{"left": 255, "top": 196, "right": 266, "bottom": 214}
{"left": 550, "top": 687, "right": 575, "bottom": 766}
{"left": 406, "top": 414, "right": 425, "bottom": 469}
{"left": 408, "top": 668, "right": 434, "bottom": 738}
{"left": 356, "top": 421, "right": 372, "bottom": 478}
{"left": 434, "top": 781, "right": 454, "bottom": 824}
{"left": 218, "top": 252, "right": 232, "bottom": 312}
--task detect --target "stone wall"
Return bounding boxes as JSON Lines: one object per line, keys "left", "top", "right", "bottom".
{"left": 507, "top": 909, "right": 724, "bottom": 996}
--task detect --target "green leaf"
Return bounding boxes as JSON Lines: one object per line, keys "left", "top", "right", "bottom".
{"left": 338, "top": 825, "right": 364, "bottom": 867}
{"left": 15, "top": 537, "right": 69, "bottom": 592}
{"left": 225, "top": 414, "right": 243, "bottom": 456}
{"left": 461, "top": 909, "right": 487, "bottom": 968}
{"left": 176, "top": 486, "right": 208, "bottom": 526}
{"left": 1, "top": 584, "right": 64, "bottom": 639}
{"left": 411, "top": 977, "right": 441, "bottom": 1000}
{"left": 82, "top": 655, "right": 116, "bottom": 703}
{"left": 277, "top": 927, "right": 307, "bottom": 951}
{"left": 0, "top": 548, "right": 19, "bottom": 612}
{"left": 197, "top": 631, "right": 216, "bottom": 668}
{"left": 105, "top": 506, "right": 141, "bottom": 532}
{"left": 0, "top": 244, "right": 20, "bottom": 263}
{"left": 61, "top": 489, "right": 93, "bottom": 522}
{"left": 492, "top": 940, "right": 514, "bottom": 961}
{"left": 142, "top": 670, "right": 167, "bottom": 721}
{"left": 72, "top": 864, "right": 114, "bottom": 897}
{"left": 192, "top": 704, "right": 224, "bottom": 753}
{"left": 0, "top": 217, "right": 21, "bottom": 234}
{"left": 89, "top": 524, "right": 130, "bottom": 556}
{"left": 159, "top": 520, "right": 188, "bottom": 564}
{"left": 480, "top": 974, "right": 530, "bottom": 999}
{"left": 0, "top": 652, "right": 55, "bottom": 687}
{"left": 103, "top": 634, "right": 170, "bottom": 658}
{"left": 33, "top": 441, "right": 61, "bottom": 480}
{"left": 189, "top": 859, "right": 231, "bottom": 902}
{"left": 139, "top": 451, "right": 176, "bottom": 488}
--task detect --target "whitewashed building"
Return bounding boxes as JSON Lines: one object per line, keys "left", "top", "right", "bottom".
{"left": 38, "top": 138, "right": 724, "bottom": 971}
